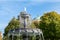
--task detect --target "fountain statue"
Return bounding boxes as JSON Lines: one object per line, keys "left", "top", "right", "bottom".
{"left": 8, "top": 8, "right": 44, "bottom": 40}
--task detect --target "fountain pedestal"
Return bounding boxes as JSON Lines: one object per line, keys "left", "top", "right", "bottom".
{"left": 8, "top": 8, "right": 44, "bottom": 40}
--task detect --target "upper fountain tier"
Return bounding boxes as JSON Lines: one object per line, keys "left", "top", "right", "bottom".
{"left": 18, "top": 7, "right": 31, "bottom": 28}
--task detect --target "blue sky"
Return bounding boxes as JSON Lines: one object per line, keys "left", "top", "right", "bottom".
{"left": 0, "top": 0, "right": 60, "bottom": 34}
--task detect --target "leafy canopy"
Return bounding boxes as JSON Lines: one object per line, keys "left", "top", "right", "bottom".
{"left": 4, "top": 17, "right": 20, "bottom": 36}
{"left": 39, "top": 11, "right": 60, "bottom": 39}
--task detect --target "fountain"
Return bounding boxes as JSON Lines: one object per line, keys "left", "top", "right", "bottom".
{"left": 8, "top": 8, "right": 44, "bottom": 40}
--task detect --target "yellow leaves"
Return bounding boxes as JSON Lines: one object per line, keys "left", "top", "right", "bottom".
{"left": 0, "top": 32, "right": 2, "bottom": 40}
{"left": 32, "top": 20, "right": 40, "bottom": 28}
{"left": 30, "top": 23, "right": 36, "bottom": 28}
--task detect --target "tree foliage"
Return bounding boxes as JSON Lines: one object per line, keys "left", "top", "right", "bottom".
{"left": 39, "top": 11, "right": 60, "bottom": 40}
{"left": 33, "top": 20, "right": 39, "bottom": 28}
{"left": 30, "top": 22, "right": 36, "bottom": 28}
{"left": 4, "top": 17, "right": 20, "bottom": 36}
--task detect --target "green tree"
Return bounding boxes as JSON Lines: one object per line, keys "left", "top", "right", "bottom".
{"left": 33, "top": 20, "right": 39, "bottom": 28}
{"left": 39, "top": 11, "right": 60, "bottom": 40}
{"left": 30, "top": 22, "right": 36, "bottom": 28}
{"left": 3, "top": 17, "right": 20, "bottom": 40}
